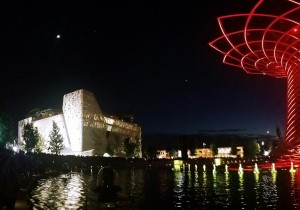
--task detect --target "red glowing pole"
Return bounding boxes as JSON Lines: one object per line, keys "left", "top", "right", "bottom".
{"left": 209, "top": 0, "right": 300, "bottom": 159}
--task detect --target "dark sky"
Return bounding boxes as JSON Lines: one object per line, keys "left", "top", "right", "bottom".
{"left": 0, "top": 0, "right": 286, "bottom": 136}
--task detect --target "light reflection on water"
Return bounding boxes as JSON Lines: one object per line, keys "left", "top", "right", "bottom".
{"left": 29, "top": 168, "right": 300, "bottom": 209}
{"left": 30, "top": 173, "right": 86, "bottom": 209}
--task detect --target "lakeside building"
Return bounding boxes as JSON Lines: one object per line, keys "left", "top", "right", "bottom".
{"left": 156, "top": 146, "right": 244, "bottom": 159}
{"left": 216, "top": 147, "right": 244, "bottom": 158}
{"left": 18, "top": 89, "right": 142, "bottom": 157}
{"left": 192, "top": 148, "right": 214, "bottom": 158}
{"left": 157, "top": 150, "right": 169, "bottom": 159}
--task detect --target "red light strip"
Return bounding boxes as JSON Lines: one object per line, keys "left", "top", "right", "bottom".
{"left": 244, "top": 0, "right": 264, "bottom": 57}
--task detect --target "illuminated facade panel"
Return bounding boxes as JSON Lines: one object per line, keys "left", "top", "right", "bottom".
{"left": 209, "top": 0, "right": 300, "bottom": 159}
{"left": 18, "top": 89, "right": 142, "bottom": 157}
{"left": 62, "top": 90, "right": 84, "bottom": 152}
{"left": 217, "top": 147, "right": 232, "bottom": 158}
{"left": 194, "top": 148, "right": 213, "bottom": 158}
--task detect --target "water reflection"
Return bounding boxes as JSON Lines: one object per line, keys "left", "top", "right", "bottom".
{"left": 173, "top": 171, "right": 184, "bottom": 208}
{"left": 293, "top": 171, "right": 300, "bottom": 209}
{"left": 30, "top": 173, "right": 85, "bottom": 209}
{"left": 238, "top": 170, "right": 245, "bottom": 208}
{"left": 28, "top": 168, "right": 300, "bottom": 209}
{"left": 261, "top": 173, "right": 278, "bottom": 208}
{"left": 254, "top": 171, "right": 260, "bottom": 206}
{"left": 224, "top": 172, "right": 230, "bottom": 207}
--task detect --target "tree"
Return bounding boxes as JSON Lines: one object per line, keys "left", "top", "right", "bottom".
{"left": 48, "top": 121, "right": 65, "bottom": 155}
{"left": 188, "top": 139, "right": 196, "bottom": 156}
{"left": 106, "top": 143, "right": 115, "bottom": 156}
{"left": 0, "top": 103, "right": 14, "bottom": 148}
{"left": 210, "top": 143, "right": 218, "bottom": 156}
{"left": 244, "top": 139, "right": 261, "bottom": 157}
{"left": 22, "top": 122, "right": 40, "bottom": 153}
{"left": 230, "top": 141, "right": 237, "bottom": 156}
{"left": 169, "top": 148, "right": 178, "bottom": 158}
{"left": 143, "top": 145, "right": 156, "bottom": 159}
{"left": 231, "top": 145, "right": 237, "bottom": 156}
{"left": 123, "top": 137, "right": 137, "bottom": 158}
{"left": 35, "top": 134, "right": 45, "bottom": 153}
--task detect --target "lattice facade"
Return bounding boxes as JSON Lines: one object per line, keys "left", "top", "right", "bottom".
{"left": 18, "top": 89, "right": 142, "bottom": 157}
{"left": 209, "top": 0, "right": 300, "bottom": 159}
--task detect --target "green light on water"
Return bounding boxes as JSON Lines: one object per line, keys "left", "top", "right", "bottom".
{"left": 173, "top": 160, "right": 183, "bottom": 171}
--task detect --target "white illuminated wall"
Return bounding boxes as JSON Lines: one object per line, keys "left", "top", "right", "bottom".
{"left": 62, "top": 90, "right": 84, "bottom": 152}
{"left": 18, "top": 114, "right": 70, "bottom": 153}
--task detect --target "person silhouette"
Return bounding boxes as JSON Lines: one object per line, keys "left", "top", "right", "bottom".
{"left": 93, "top": 166, "right": 121, "bottom": 203}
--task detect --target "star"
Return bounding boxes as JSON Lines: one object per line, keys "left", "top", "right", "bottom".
{"left": 56, "top": 34, "right": 61, "bottom": 39}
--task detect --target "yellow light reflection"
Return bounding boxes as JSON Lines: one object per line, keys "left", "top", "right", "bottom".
{"left": 254, "top": 171, "right": 259, "bottom": 183}
{"left": 272, "top": 170, "right": 277, "bottom": 183}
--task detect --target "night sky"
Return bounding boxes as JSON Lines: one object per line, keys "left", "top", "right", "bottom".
{"left": 0, "top": 0, "right": 286, "bottom": 136}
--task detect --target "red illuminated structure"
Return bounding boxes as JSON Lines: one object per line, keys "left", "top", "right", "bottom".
{"left": 209, "top": 0, "right": 300, "bottom": 161}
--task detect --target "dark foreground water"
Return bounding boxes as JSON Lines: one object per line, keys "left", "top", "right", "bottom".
{"left": 29, "top": 168, "right": 300, "bottom": 209}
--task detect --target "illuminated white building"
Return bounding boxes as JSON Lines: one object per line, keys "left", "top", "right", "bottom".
{"left": 216, "top": 147, "right": 244, "bottom": 158}
{"left": 18, "top": 89, "right": 142, "bottom": 157}
{"left": 192, "top": 148, "right": 213, "bottom": 158}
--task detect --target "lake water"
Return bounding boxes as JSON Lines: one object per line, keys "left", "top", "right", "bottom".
{"left": 29, "top": 167, "right": 300, "bottom": 209}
